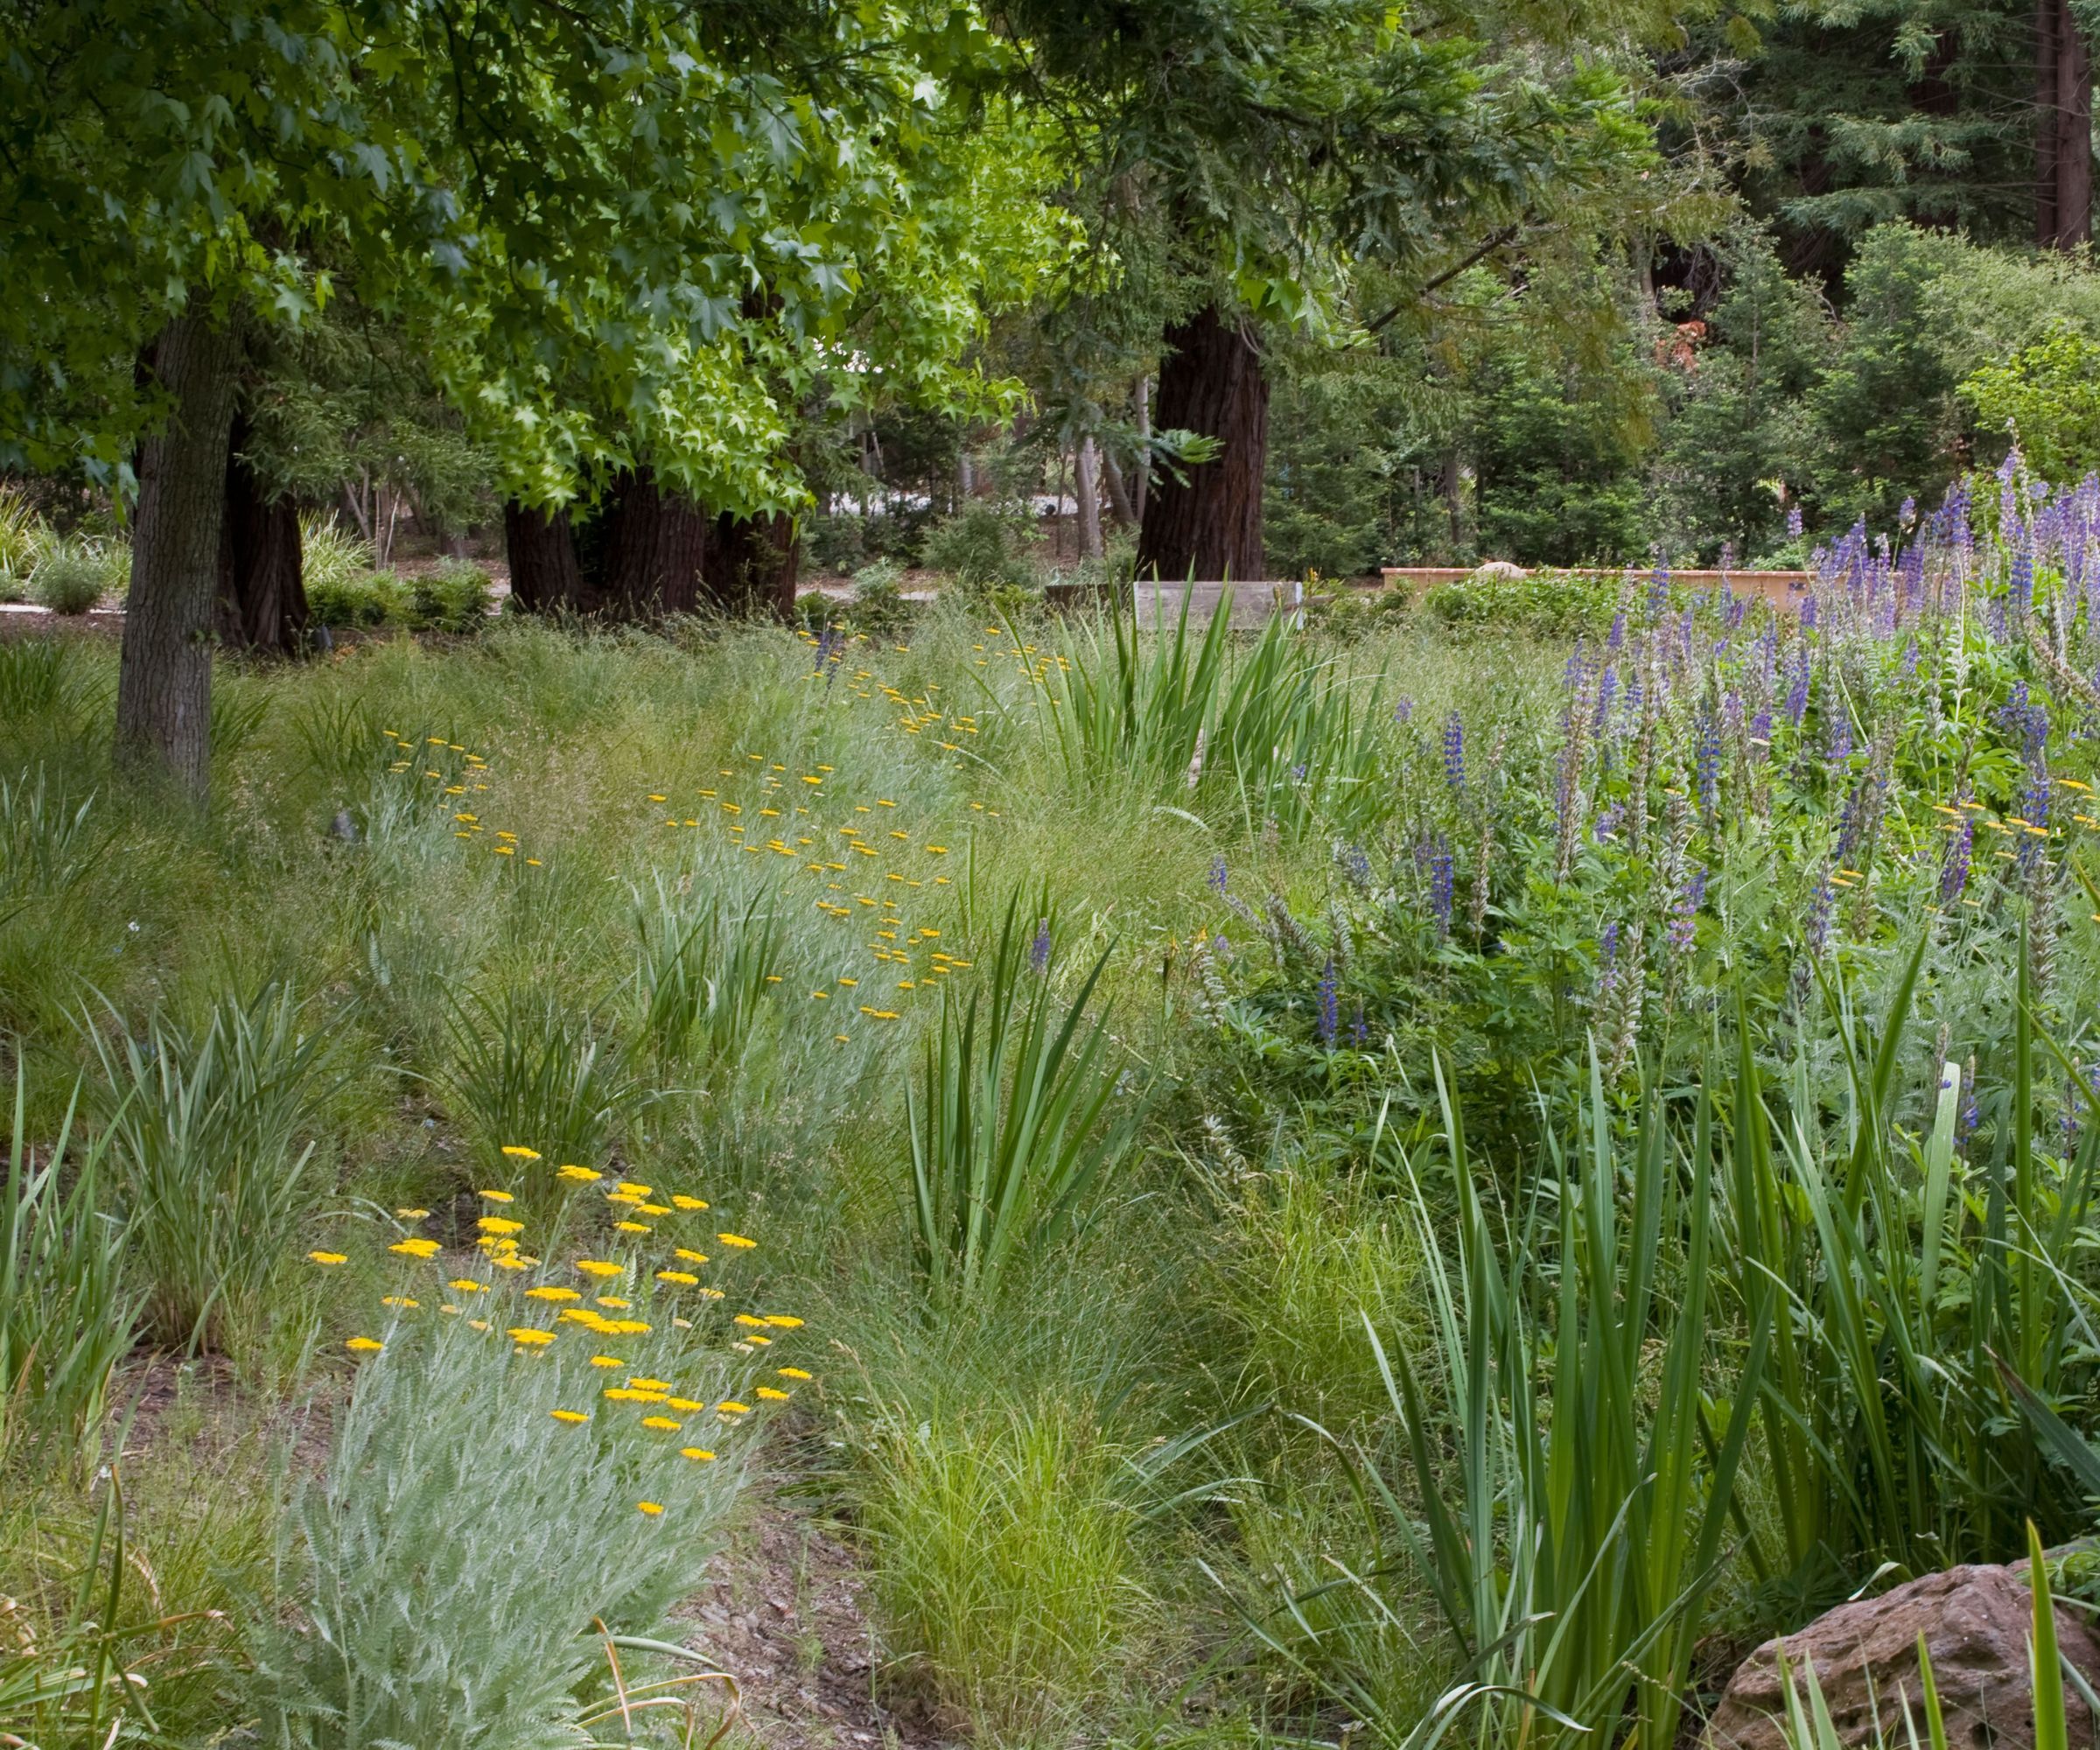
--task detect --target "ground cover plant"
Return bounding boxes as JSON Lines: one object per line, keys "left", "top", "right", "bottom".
{"left": 8, "top": 452, "right": 2100, "bottom": 1750}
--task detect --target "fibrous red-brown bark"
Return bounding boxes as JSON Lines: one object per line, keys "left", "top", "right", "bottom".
{"left": 1136, "top": 303, "right": 1269, "bottom": 582}
{"left": 503, "top": 500, "right": 583, "bottom": 612}
{"left": 703, "top": 511, "right": 798, "bottom": 619}
{"left": 593, "top": 467, "right": 709, "bottom": 618}
{"left": 2038, "top": 0, "right": 2095, "bottom": 248}
{"left": 117, "top": 315, "right": 242, "bottom": 798}
{"left": 217, "top": 411, "right": 308, "bottom": 654}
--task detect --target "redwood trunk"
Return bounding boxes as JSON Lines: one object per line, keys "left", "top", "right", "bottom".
{"left": 217, "top": 412, "right": 308, "bottom": 654}
{"left": 503, "top": 500, "right": 583, "bottom": 612}
{"left": 1136, "top": 304, "right": 1268, "bottom": 582}
{"left": 2039, "top": 0, "right": 2095, "bottom": 248}
{"left": 117, "top": 316, "right": 242, "bottom": 797}
{"left": 593, "top": 468, "right": 709, "bottom": 617}
{"left": 704, "top": 512, "right": 799, "bottom": 619}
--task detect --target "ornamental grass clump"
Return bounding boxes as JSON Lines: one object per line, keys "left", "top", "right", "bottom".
{"left": 263, "top": 1171, "right": 810, "bottom": 1750}
{"left": 1040, "top": 593, "right": 1383, "bottom": 836}
{"left": 0, "top": 1063, "right": 137, "bottom": 1472}
{"left": 1278, "top": 1059, "right": 1763, "bottom": 1750}
{"left": 86, "top": 983, "right": 339, "bottom": 1352}
{"left": 444, "top": 988, "right": 632, "bottom": 1209}
{"left": 907, "top": 892, "right": 1136, "bottom": 1310}
{"left": 631, "top": 879, "right": 782, "bottom": 1082}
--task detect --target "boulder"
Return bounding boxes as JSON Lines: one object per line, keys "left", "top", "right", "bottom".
{"left": 1703, "top": 1563, "right": 2100, "bottom": 1750}
{"left": 1466, "top": 560, "right": 1528, "bottom": 584}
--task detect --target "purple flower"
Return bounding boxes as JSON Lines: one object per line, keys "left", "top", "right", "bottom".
{"left": 1807, "top": 875, "right": 1833, "bottom": 957}
{"left": 1787, "top": 504, "right": 1803, "bottom": 541}
{"left": 1606, "top": 612, "right": 1627, "bottom": 653}
{"left": 1801, "top": 595, "right": 1818, "bottom": 630}
{"left": 1647, "top": 556, "right": 1672, "bottom": 620}
{"left": 2010, "top": 544, "right": 2035, "bottom": 620}
{"left": 1669, "top": 866, "right": 1706, "bottom": 955}
{"left": 1695, "top": 707, "right": 1722, "bottom": 820}
{"left": 1316, "top": 959, "right": 1339, "bottom": 1046}
{"left": 1597, "top": 920, "right": 1620, "bottom": 997}
{"left": 1593, "top": 664, "right": 1619, "bottom": 732}
{"left": 1349, "top": 1003, "right": 1368, "bottom": 1047}
{"left": 1441, "top": 712, "right": 1466, "bottom": 794}
{"left": 1826, "top": 705, "right": 1852, "bottom": 769}
{"left": 1208, "top": 856, "right": 1228, "bottom": 895}
{"left": 1393, "top": 696, "right": 1414, "bottom": 724}
{"left": 1029, "top": 919, "right": 1051, "bottom": 973}
{"left": 1429, "top": 844, "right": 1454, "bottom": 935}
{"left": 1784, "top": 654, "right": 1810, "bottom": 725}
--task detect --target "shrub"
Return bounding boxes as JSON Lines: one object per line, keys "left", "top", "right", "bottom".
{"left": 920, "top": 500, "right": 1041, "bottom": 591}
{"left": 87, "top": 984, "right": 340, "bottom": 1352}
{"left": 408, "top": 559, "right": 493, "bottom": 633}
{"left": 30, "top": 536, "right": 112, "bottom": 615}
{"left": 859, "top": 1396, "right": 1145, "bottom": 1743}
{"left": 1960, "top": 326, "right": 2100, "bottom": 488}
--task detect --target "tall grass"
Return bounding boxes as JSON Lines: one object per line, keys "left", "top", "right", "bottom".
{"left": 87, "top": 984, "right": 339, "bottom": 1351}
{"left": 630, "top": 879, "right": 782, "bottom": 1083}
{"left": 907, "top": 894, "right": 1133, "bottom": 1309}
{"left": 858, "top": 1395, "right": 1148, "bottom": 1744}
{"left": 1040, "top": 595, "right": 1384, "bottom": 834}
{"left": 444, "top": 987, "right": 632, "bottom": 1201}
{"left": 1, "top": 1063, "right": 137, "bottom": 1469}
{"left": 1724, "top": 941, "right": 2093, "bottom": 1586}
{"left": 1257, "top": 1057, "right": 1761, "bottom": 1750}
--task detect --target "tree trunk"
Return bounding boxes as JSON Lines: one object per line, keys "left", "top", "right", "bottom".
{"left": 1136, "top": 305, "right": 1267, "bottom": 581}
{"left": 593, "top": 467, "right": 709, "bottom": 618}
{"left": 1101, "top": 446, "right": 1136, "bottom": 526}
{"left": 117, "top": 315, "right": 242, "bottom": 798}
{"left": 2039, "top": 0, "right": 2095, "bottom": 248}
{"left": 704, "top": 512, "right": 799, "bottom": 619}
{"left": 1074, "top": 438, "right": 1103, "bottom": 559}
{"left": 503, "top": 500, "right": 583, "bottom": 612}
{"left": 217, "top": 411, "right": 308, "bottom": 654}
{"left": 1131, "top": 375, "right": 1151, "bottom": 523}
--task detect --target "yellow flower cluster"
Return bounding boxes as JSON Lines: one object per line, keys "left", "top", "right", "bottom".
{"left": 316, "top": 1153, "right": 816, "bottom": 1518}
{"left": 378, "top": 729, "right": 544, "bottom": 867}
{"left": 634, "top": 701, "right": 1010, "bottom": 1046}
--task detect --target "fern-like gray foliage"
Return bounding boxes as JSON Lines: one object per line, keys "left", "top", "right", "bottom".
{"left": 248, "top": 1310, "right": 746, "bottom": 1749}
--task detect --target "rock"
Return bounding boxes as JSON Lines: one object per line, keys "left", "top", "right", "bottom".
{"left": 1704, "top": 1564, "right": 2100, "bottom": 1750}
{"left": 1467, "top": 560, "right": 1529, "bottom": 583}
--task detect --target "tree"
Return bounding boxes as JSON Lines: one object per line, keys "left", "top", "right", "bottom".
{"left": 1704, "top": 0, "right": 2083, "bottom": 278}
{"left": 997, "top": 0, "right": 1657, "bottom": 582}
{"left": 0, "top": 0, "right": 1066, "bottom": 795}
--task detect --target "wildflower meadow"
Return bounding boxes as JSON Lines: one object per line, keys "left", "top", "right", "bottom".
{"left": 4, "top": 441, "right": 2100, "bottom": 1748}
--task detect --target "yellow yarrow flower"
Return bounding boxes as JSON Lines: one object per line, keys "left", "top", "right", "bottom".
{"left": 679, "top": 1447, "right": 717, "bottom": 1462}
{"left": 636, "top": 1502, "right": 664, "bottom": 1516}
{"left": 346, "top": 1337, "right": 384, "bottom": 1354}
{"left": 550, "top": 1409, "right": 590, "bottom": 1424}
{"left": 500, "top": 1145, "right": 542, "bottom": 1159}
{"left": 640, "top": 1416, "right": 682, "bottom": 1432}
{"left": 308, "top": 1250, "right": 347, "bottom": 1266}
{"left": 507, "top": 1327, "right": 555, "bottom": 1347}
{"left": 576, "top": 1259, "right": 624, "bottom": 1278}
{"left": 389, "top": 1237, "right": 440, "bottom": 1259}
{"left": 716, "top": 1233, "right": 757, "bottom": 1250}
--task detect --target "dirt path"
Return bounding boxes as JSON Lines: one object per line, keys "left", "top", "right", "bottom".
{"left": 676, "top": 1448, "right": 948, "bottom": 1750}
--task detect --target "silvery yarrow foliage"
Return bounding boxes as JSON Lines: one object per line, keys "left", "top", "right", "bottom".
{"left": 251, "top": 1314, "right": 746, "bottom": 1750}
